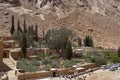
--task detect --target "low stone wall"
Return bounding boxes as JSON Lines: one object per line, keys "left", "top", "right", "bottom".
{"left": 18, "top": 71, "right": 51, "bottom": 80}
{"left": 18, "top": 63, "right": 98, "bottom": 80}
{"left": 80, "top": 63, "right": 98, "bottom": 70}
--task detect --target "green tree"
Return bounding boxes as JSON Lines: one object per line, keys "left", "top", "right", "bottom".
{"left": 34, "top": 24, "right": 38, "bottom": 41}
{"left": 118, "top": 47, "right": 120, "bottom": 57}
{"left": 27, "top": 25, "right": 35, "bottom": 47}
{"left": 23, "top": 19, "right": 27, "bottom": 33}
{"left": 45, "top": 27, "right": 73, "bottom": 52}
{"left": 84, "top": 35, "right": 93, "bottom": 47}
{"left": 66, "top": 41, "right": 73, "bottom": 60}
{"left": 17, "top": 19, "right": 23, "bottom": 33}
{"left": 78, "top": 37, "right": 82, "bottom": 47}
{"left": 10, "top": 15, "right": 15, "bottom": 34}
{"left": 21, "top": 34, "right": 27, "bottom": 58}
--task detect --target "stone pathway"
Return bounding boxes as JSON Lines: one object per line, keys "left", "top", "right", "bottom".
{"left": 3, "top": 58, "right": 17, "bottom": 80}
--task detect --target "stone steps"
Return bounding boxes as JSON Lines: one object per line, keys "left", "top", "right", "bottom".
{"left": 3, "top": 58, "right": 16, "bottom": 70}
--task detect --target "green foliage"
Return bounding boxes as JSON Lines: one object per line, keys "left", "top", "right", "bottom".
{"left": 84, "top": 35, "right": 93, "bottom": 47}
{"left": 117, "top": 47, "right": 120, "bottom": 57}
{"left": 23, "top": 19, "right": 27, "bottom": 33}
{"left": 34, "top": 24, "right": 38, "bottom": 41}
{"left": 17, "top": 19, "right": 23, "bottom": 33}
{"left": 110, "top": 55, "right": 120, "bottom": 63}
{"left": 27, "top": 25, "right": 35, "bottom": 47}
{"left": 63, "top": 60, "right": 76, "bottom": 68}
{"left": 52, "top": 53, "right": 59, "bottom": 59}
{"left": 17, "top": 59, "right": 40, "bottom": 72}
{"left": 43, "top": 64, "right": 52, "bottom": 71}
{"left": 38, "top": 52, "right": 45, "bottom": 59}
{"left": 10, "top": 15, "right": 15, "bottom": 34}
{"left": 78, "top": 37, "right": 82, "bottom": 47}
{"left": 50, "top": 59, "right": 60, "bottom": 68}
{"left": 66, "top": 41, "right": 73, "bottom": 60}
{"left": 41, "top": 57, "right": 51, "bottom": 65}
{"left": 85, "top": 51, "right": 107, "bottom": 65}
{"left": 45, "top": 27, "right": 73, "bottom": 51}
{"left": 21, "top": 34, "right": 27, "bottom": 58}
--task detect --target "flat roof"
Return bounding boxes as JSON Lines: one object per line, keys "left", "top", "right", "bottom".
{"left": 3, "top": 40, "right": 15, "bottom": 43}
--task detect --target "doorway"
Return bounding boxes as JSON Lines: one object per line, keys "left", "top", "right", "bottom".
{"left": 3, "top": 53, "right": 7, "bottom": 58}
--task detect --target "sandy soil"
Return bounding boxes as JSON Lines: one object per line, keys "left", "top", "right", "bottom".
{"left": 86, "top": 70, "right": 120, "bottom": 80}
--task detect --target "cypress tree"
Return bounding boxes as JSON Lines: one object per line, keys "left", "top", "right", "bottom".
{"left": 118, "top": 47, "right": 120, "bottom": 57}
{"left": 78, "top": 37, "right": 82, "bottom": 47}
{"left": 66, "top": 41, "right": 73, "bottom": 60}
{"left": 84, "top": 35, "right": 93, "bottom": 47}
{"left": 17, "top": 19, "right": 23, "bottom": 33}
{"left": 21, "top": 34, "right": 27, "bottom": 58}
{"left": 23, "top": 19, "right": 27, "bottom": 33}
{"left": 10, "top": 15, "right": 15, "bottom": 34}
{"left": 34, "top": 24, "right": 38, "bottom": 41}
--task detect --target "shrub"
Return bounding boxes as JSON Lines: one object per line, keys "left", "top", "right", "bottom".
{"left": 43, "top": 64, "right": 52, "bottom": 71}
{"left": 17, "top": 59, "right": 40, "bottom": 72}
{"left": 38, "top": 52, "right": 45, "bottom": 59}
{"left": 63, "top": 60, "right": 76, "bottom": 68}
{"left": 110, "top": 54, "right": 120, "bottom": 63}
{"left": 50, "top": 59, "right": 60, "bottom": 68}
{"left": 85, "top": 51, "right": 107, "bottom": 65}
{"left": 41, "top": 57, "right": 51, "bottom": 65}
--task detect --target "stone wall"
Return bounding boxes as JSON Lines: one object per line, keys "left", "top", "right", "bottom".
{"left": 18, "top": 71, "right": 51, "bottom": 80}
{"left": 18, "top": 63, "right": 98, "bottom": 80}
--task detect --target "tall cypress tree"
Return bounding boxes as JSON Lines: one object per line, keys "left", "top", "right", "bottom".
{"left": 10, "top": 15, "right": 15, "bottom": 34}
{"left": 66, "top": 41, "right": 73, "bottom": 60}
{"left": 21, "top": 33, "right": 27, "bottom": 58}
{"left": 118, "top": 47, "right": 120, "bottom": 57}
{"left": 23, "top": 19, "right": 27, "bottom": 33}
{"left": 78, "top": 37, "right": 82, "bottom": 47}
{"left": 84, "top": 35, "right": 93, "bottom": 47}
{"left": 34, "top": 24, "right": 38, "bottom": 41}
{"left": 17, "top": 19, "right": 23, "bottom": 33}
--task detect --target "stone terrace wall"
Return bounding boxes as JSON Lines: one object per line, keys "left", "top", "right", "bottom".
{"left": 18, "top": 63, "right": 98, "bottom": 80}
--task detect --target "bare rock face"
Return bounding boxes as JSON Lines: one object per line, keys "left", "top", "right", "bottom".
{"left": 8, "top": 0, "right": 20, "bottom": 4}
{"left": 0, "top": 0, "right": 20, "bottom": 5}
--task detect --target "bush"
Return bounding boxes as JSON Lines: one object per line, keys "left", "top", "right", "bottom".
{"left": 110, "top": 54, "right": 120, "bottom": 63}
{"left": 17, "top": 59, "right": 40, "bottom": 72}
{"left": 63, "top": 60, "right": 76, "bottom": 68}
{"left": 43, "top": 64, "right": 52, "bottom": 71}
{"left": 52, "top": 53, "right": 59, "bottom": 59}
{"left": 38, "top": 52, "right": 45, "bottom": 59}
{"left": 85, "top": 51, "right": 107, "bottom": 65}
{"left": 41, "top": 57, "right": 51, "bottom": 65}
{"left": 50, "top": 59, "right": 60, "bottom": 68}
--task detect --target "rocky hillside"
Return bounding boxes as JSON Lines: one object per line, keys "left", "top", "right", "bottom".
{"left": 0, "top": 0, "right": 120, "bottom": 49}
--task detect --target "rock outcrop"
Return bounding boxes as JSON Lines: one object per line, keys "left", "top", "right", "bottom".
{"left": 0, "top": 0, "right": 20, "bottom": 6}
{"left": 0, "top": 0, "right": 120, "bottom": 49}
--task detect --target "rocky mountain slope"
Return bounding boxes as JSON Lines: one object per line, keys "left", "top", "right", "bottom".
{"left": 0, "top": 0, "right": 120, "bottom": 49}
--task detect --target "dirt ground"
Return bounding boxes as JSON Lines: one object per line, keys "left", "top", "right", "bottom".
{"left": 86, "top": 69, "right": 120, "bottom": 80}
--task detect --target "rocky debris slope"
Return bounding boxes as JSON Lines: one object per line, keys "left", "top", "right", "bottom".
{"left": 0, "top": 0, "right": 120, "bottom": 49}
